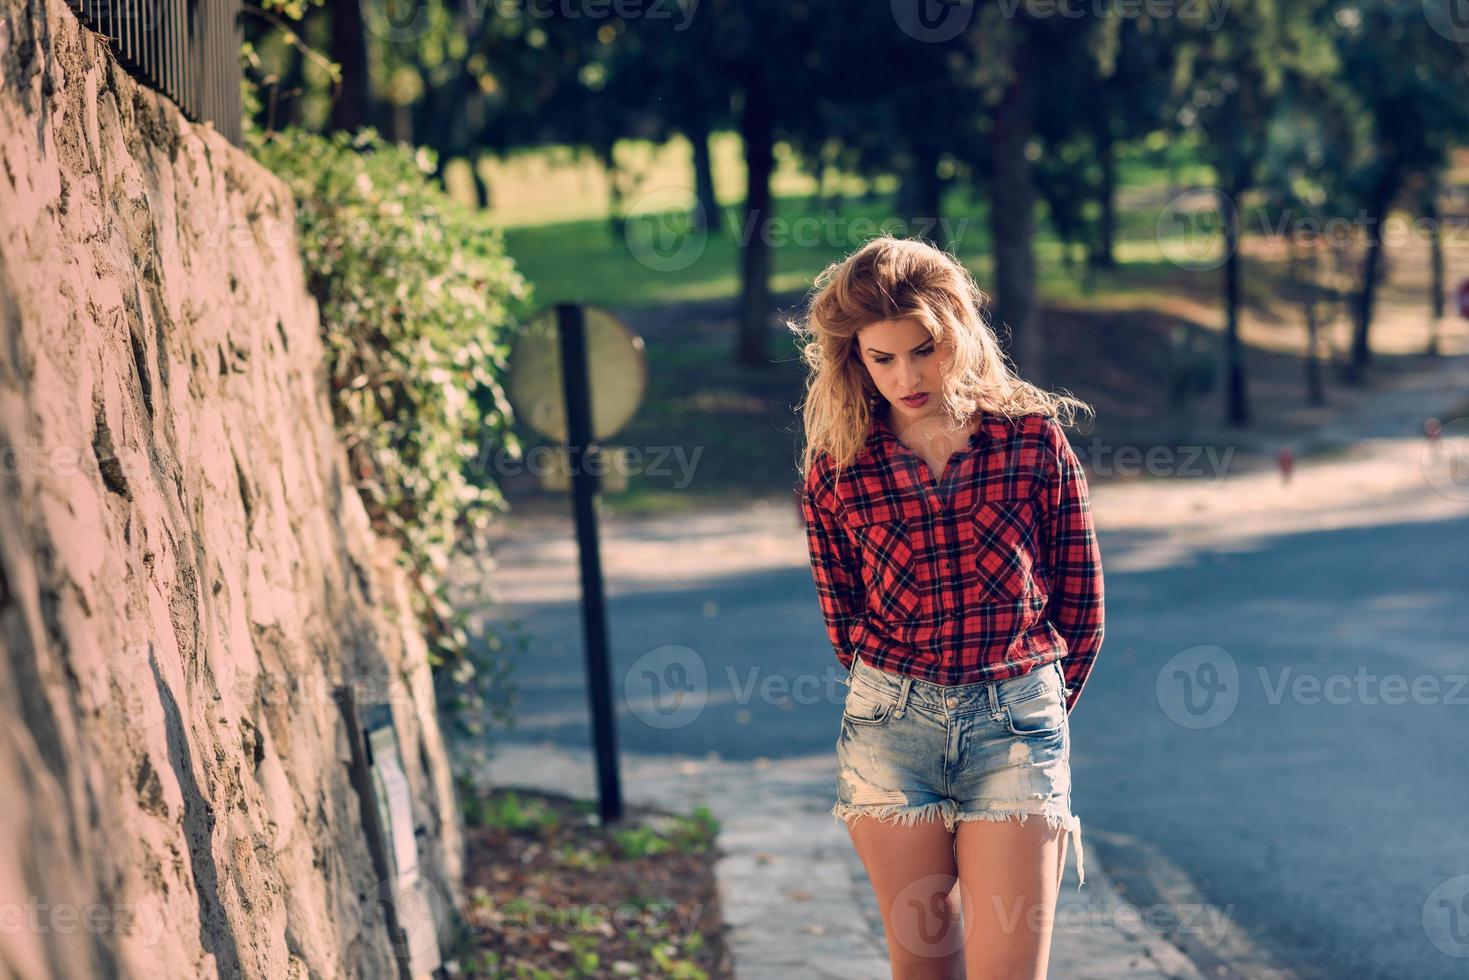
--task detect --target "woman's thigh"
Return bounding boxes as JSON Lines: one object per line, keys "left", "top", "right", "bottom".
{"left": 847, "top": 814, "right": 965, "bottom": 979}
{"left": 948, "top": 660, "right": 1079, "bottom": 978}
{"left": 831, "top": 664, "right": 965, "bottom": 976}
{"left": 953, "top": 816, "right": 1067, "bottom": 980}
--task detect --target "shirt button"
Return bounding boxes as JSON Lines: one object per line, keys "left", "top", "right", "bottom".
{"left": 946, "top": 695, "right": 958, "bottom": 708}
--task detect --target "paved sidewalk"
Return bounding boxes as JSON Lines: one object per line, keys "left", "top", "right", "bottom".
{"left": 454, "top": 740, "right": 1211, "bottom": 979}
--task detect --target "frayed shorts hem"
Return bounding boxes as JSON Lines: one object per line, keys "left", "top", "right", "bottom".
{"left": 830, "top": 798, "right": 1086, "bottom": 889}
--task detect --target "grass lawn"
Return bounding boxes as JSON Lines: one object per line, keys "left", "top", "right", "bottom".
{"left": 445, "top": 127, "right": 1213, "bottom": 311}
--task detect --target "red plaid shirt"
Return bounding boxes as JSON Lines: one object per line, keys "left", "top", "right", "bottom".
{"left": 800, "top": 409, "right": 1105, "bottom": 714}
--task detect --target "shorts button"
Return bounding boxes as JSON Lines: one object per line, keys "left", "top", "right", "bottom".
{"left": 946, "top": 695, "right": 958, "bottom": 708}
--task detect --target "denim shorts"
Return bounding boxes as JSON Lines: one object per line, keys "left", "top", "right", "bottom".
{"left": 832, "top": 654, "right": 1085, "bottom": 888}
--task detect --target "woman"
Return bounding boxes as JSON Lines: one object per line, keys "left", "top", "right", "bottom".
{"left": 792, "top": 235, "right": 1105, "bottom": 979}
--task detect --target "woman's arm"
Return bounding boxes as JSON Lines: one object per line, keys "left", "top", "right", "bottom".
{"left": 1040, "top": 419, "right": 1106, "bottom": 714}
{"left": 800, "top": 457, "right": 866, "bottom": 673}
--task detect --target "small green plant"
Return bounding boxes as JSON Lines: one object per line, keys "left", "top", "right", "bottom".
{"left": 673, "top": 805, "right": 719, "bottom": 853}
{"left": 466, "top": 790, "right": 562, "bottom": 834}
{"left": 649, "top": 940, "right": 708, "bottom": 979}
{"left": 465, "top": 949, "right": 502, "bottom": 975}
{"left": 612, "top": 824, "right": 672, "bottom": 859}
{"left": 612, "top": 805, "right": 719, "bottom": 859}
{"left": 566, "top": 933, "right": 601, "bottom": 975}
{"left": 497, "top": 896, "right": 535, "bottom": 920}
{"left": 554, "top": 841, "right": 611, "bottom": 870}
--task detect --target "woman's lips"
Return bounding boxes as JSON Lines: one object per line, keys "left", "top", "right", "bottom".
{"left": 900, "top": 393, "right": 929, "bottom": 406}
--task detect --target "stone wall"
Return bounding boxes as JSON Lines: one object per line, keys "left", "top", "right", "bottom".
{"left": 0, "top": 0, "right": 464, "bottom": 976}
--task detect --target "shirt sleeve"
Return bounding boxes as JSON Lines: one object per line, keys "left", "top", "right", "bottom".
{"left": 1040, "top": 419, "right": 1105, "bottom": 715}
{"left": 800, "top": 456, "right": 866, "bottom": 673}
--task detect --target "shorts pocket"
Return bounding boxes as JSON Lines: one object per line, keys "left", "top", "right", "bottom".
{"left": 843, "top": 682, "right": 897, "bottom": 726}
{"left": 1004, "top": 682, "right": 1065, "bottom": 737}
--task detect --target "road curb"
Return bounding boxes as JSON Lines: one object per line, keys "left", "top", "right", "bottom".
{"left": 1087, "top": 829, "right": 1304, "bottom": 980}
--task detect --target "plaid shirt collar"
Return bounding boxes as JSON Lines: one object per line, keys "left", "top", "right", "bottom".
{"left": 861, "top": 406, "right": 1008, "bottom": 463}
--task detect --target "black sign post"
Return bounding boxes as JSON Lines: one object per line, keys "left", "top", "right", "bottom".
{"left": 556, "top": 302, "right": 624, "bottom": 824}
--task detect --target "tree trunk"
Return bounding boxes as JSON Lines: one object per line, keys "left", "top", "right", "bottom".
{"left": 469, "top": 155, "right": 492, "bottom": 210}
{"left": 807, "top": 141, "right": 827, "bottom": 213}
{"left": 689, "top": 118, "right": 723, "bottom": 234}
{"left": 391, "top": 103, "right": 412, "bottom": 143}
{"left": 327, "top": 0, "right": 370, "bottom": 134}
{"left": 989, "top": 33, "right": 1044, "bottom": 385}
{"left": 1347, "top": 164, "right": 1401, "bottom": 382}
{"left": 821, "top": 143, "right": 844, "bottom": 213}
{"left": 267, "top": 30, "right": 308, "bottom": 132}
{"left": 427, "top": 69, "right": 484, "bottom": 204}
{"left": 1293, "top": 243, "right": 1325, "bottom": 407}
{"left": 736, "top": 79, "right": 775, "bottom": 367}
{"left": 909, "top": 139, "right": 947, "bottom": 251}
{"left": 598, "top": 143, "right": 630, "bottom": 244}
{"left": 1090, "top": 126, "right": 1117, "bottom": 269}
{"left": 1426, "top": 184, "right": 1444, "bottom": 356}
{"left": 1223, "top": 183, "right": 1248, "bottom": 425}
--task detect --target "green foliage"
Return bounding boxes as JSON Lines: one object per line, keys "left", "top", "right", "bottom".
{"left": 463, "top": 789, "right": 563, "bottom": 834}
{"left": 245, "top": 124, "right": 531, "bottom": 727}
{"left": 553, "top": 841, "right": 612, "bottom": 870}
{"left": 612, "top": 805, "right": 719, "bottom": 858}
{"left": 239, "top": 0, "right": 342, "bottom": 134}
{"left": 649, "top": 941, "right": 707, "bottom": 980}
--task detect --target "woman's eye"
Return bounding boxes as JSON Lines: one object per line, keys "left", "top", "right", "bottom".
{"left": 873, "top": 349, "right": 931, "bottom": 365}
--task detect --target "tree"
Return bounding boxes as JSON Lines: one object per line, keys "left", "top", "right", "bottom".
{"left": 1030, "top": 14, "right": 1175, "bottom": 278}
{"left": 988, "top": 19, "right": 1044, "bottom": 384}
{"left": 1255, "top": 71, "right": 1365, "bottom": 407}
{"left": 326, "top": 0, "right": 371, "bottom": 133}
{"left": 1169, "top": 0, "right": 1338, "bottom": 424}
{"left": 1334, "top": 0, "right": 1469, "bottom": 381}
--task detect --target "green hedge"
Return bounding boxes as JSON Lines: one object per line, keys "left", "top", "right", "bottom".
{"left": 248, "top": 124, "right": 530, "bottom": 732}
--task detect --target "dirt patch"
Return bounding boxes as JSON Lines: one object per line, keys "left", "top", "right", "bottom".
{"left": 452, "top": 787, "right": 733, "bottom": 979}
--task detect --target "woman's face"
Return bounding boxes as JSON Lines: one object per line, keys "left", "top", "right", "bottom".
{"left": 856, "top": 318, "right": 952, "bottom": 426}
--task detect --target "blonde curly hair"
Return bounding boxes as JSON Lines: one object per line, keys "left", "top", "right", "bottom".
{"left": 790, "top": 235, "right": 1093, "bottom": 480}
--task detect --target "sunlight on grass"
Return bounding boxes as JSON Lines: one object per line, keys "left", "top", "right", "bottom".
{"left": 461, "top": 131, "right": 889, "bottom": 228}
{"left": 449, "top": 129, "right": 1226, "bottom": 313}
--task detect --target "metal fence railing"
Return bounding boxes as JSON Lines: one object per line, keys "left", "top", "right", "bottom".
{"left": 65, "top": 0, "right": 243, "bottom": 147}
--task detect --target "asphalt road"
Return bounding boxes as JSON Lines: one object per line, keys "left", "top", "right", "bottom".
{"left": 1079, "top": 507, "right": 1469, "bottom": 980}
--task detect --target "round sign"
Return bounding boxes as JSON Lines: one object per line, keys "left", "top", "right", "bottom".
{"left": 507, "top": 305, "right": 647, "bottom": 443}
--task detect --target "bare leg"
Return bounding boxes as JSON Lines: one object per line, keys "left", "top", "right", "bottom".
{"left": 845, "top": 812, "right": 966, "bottom": 979}
{"left": 952, "top": 815, "right": 1068, "bottom": 980}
